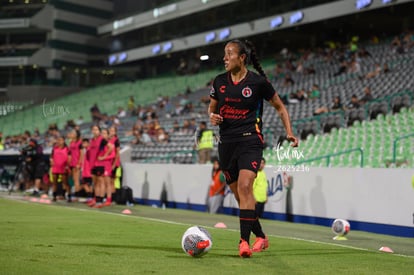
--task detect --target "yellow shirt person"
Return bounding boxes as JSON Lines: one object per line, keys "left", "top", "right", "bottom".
{"left": 253, "top": 158, "right": 268, "bottom": 218}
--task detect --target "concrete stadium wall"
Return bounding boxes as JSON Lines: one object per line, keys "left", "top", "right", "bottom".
{"left": 6, "top": 85, "right": 81, "bottom": 104}
{"left": 123, "top": 163, "right": 414, "bottom": 237}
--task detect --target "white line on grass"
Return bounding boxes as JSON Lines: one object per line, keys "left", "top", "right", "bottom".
{"left": 3, "top": 195, "right": 414, "bottom": 259}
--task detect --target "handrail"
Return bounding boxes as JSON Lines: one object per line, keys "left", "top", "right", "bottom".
{"left": 143, "top": 149, "right": 196, "bottom": 163}
{"left": 295, "top": 147, "right": 364, "bottom": 167}
{"left": 392, "top": 133, "right": 414, "bottom": 163}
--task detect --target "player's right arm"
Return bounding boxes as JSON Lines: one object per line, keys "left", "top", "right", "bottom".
{"left": 208, "top": 98, "right": 223, "bottom": 126}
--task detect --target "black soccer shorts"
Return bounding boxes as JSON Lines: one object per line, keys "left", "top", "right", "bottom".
{"left": 218, "top": 138, "right": 263, "bottom": 184}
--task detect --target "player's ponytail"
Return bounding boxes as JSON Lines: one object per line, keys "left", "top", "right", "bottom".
{"left": 244, "top": 40, "right": 267, "bottom": 79}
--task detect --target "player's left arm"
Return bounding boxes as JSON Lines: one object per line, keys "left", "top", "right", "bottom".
{"left": 268, "top": 93, "right": 299, "bottom": 147}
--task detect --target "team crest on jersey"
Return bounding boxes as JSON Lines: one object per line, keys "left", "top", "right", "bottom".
{"left": 242, "top": 87, "right": 252, "bottom": 98}
{"left": 220, "top": 85, "right": 226, "bottom": 93}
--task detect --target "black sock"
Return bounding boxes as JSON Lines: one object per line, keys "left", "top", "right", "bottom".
{"left": 87, "top": 192, "right": 93, "bottom": 198}
{"left": 53, "top": 192, "right": 57, "bottom": 199}
{"left": 239, "top": 209, "right": 256, "bottom": 244}
{"left": 252, "top": 219, "right": 266, "bottom": 238}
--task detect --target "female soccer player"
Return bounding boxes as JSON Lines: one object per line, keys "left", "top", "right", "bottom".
{"left": 68, "top": 129, "right": 82, "bottom": 198}
{"left": 209, "top": 39, "right": 299, "bottom": 257}
{"left": 50, "top": 136, "right": 71, "bottom": 202}
{"left": 87, "top": 125, "right": 103, "bottom": 207}
{"left": 93, "top": 128, "right": 114, "bottom": 208}
{"left": 108, "top": 126, "right": 121, "bottom": 202}
{"left": 79, "top": 138, "right": 93, "bottom": 200}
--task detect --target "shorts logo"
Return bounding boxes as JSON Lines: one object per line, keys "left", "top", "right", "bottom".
{"left": 242, "top": 87, "right": 252, "bottom": 98}
{"left": 220, "top": 85, "right": 226, "bottom": 93}
{"left": 251, "top": 161, "right": 258, "bottom": 169}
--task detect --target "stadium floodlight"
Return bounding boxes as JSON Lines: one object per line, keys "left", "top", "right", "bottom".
{"left": 152, "top": 45, "right": 161, "bottom": 54}
{"left": 270, "top": 16, "right": 284, "bottom": 29}
{"left": 108, "top": 55, "right": 117, "bottom": 65}
{"left": 382, "top": 0, "right": 395, "bottom": 3}
{"left": 118, "top": 52, "right": 127, "bottom": 62}
{"left": 219, "top": 28, "right": 231, "bottom": 40}
{"left": 162, "top": 42, "right": 173, "bottom": 52}
{"left": 200, "top": 55, "right": 209, "bottom": 61}
{"left": 205, "top": 32, "right": 216, "bottom": 43}
{"left": 289, "top": 11, "right": 304, "bottom": 25}
{"left": 355, "top": 0, "right": 373, "bottom": 10}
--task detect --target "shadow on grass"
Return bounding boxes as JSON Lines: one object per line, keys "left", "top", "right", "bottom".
{"left": 62, "top": 242, "right": 239, "bottom": 258}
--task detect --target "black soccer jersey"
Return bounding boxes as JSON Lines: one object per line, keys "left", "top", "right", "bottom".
{"left": 210, "top": 71, "right": 276, "bottom": 143}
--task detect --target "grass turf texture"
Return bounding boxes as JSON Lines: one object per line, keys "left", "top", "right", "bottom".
{"left": 0, "top": 196, "right": 413, "bottom": 274}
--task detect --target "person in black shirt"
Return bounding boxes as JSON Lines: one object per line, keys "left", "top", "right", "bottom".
{"left": 22, "top": 139, "right": 47, "bottom": 195}
{"left": 209, "top": 39, "right": 298, "bottom": 258}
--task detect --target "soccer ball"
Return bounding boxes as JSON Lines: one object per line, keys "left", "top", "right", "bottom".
{"left": 181, "top": 226, "right": 212, "bottom": 257}
{"left": 331, "top": 219, "right": 350, "bottom": 236}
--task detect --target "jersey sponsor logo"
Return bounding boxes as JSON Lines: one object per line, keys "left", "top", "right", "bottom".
{"left": 219, "top": 85, "right": 226, "bottom": 93}
{"left": 225, "top": 97, "right": 241, "bottom": 102}
{"left": 219, "top": 105, "right": 249, "bottom": 119}
{"left": 242, "top": 87, "right": 252, "bottom": 98}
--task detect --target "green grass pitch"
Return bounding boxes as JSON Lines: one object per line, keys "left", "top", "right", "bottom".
{"left": 0, "top": 195, "right": 413, "bottom": 274}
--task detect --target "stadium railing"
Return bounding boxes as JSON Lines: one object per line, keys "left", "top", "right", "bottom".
{"left": 392, "top": 132, "right": 414, "bottom": 164}
{"left": 294, "top": 147, "right": 364, "bottom": 168}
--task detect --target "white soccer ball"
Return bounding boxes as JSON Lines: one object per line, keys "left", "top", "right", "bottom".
{"left": 331, "top": 219, "right": 350, "bottom": 236}
{"left": 181, "top": 226, "right": 212, "bottom": 257}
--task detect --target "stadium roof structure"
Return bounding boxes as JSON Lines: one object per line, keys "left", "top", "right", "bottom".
{"left": 105, "top": 0, "right": 414, "bottom": 65}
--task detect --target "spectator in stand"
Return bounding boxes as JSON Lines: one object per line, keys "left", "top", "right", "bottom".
{"left": 359, "top": 47, "right": 372, "bottom": 58}
{"left": 172, "top": 120, "right": 180, "bottom": 133}
{"left": 362, "top": 63, "right": 381, "bottom": 80}
{"left": 289, "top": 89, "right": 307, "bottom": 104}
{"left": 308, "top": 84, "right": 320, "bottom": 100}
{"left": 189, "top": 118, "right": 197, "bottom": 133}
{"left": 117, "top": 107, "right": 126, "bottom": 118}
{"left": 314, "top": 96, "right": 343, "bottom": 115}
{"left": 140, "top": 128, "right": 153, "bottom": 145}
{"left": 180, "top": 119, "right": 193, "bottom": 135}
{"left": 359, "top": 86, "right": 374, "bottom": 105}
{"left": 346, "top": 95, "right": 360, "bottom": 110}
{"left": 127, "top": 96, "right": 135, "bottom": 114}
{"left": 334, "top": 60, "right": 348, "bottom": 77}
{"left": 348, "top": 59, "right": 361, "bottom": 74}
{"left": 75, "top": 116, "right": 84, "bottom": 125}
{"left": 304, "top": 65, "right": 316, "bottom": 75}
{"left": 196, "top": 121, "right": 215, "bottom": 164}
{"left": 295, "top": 61, "right": 304, "bottom": 73}
{"left": 90, "top": 103, "right": 102, "bottom": 123}
{"left": 156, "top": 128, "right": 170, "bottom": 144}
{"left": 283, "top": 74, "right": 295, "bottom": 87}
